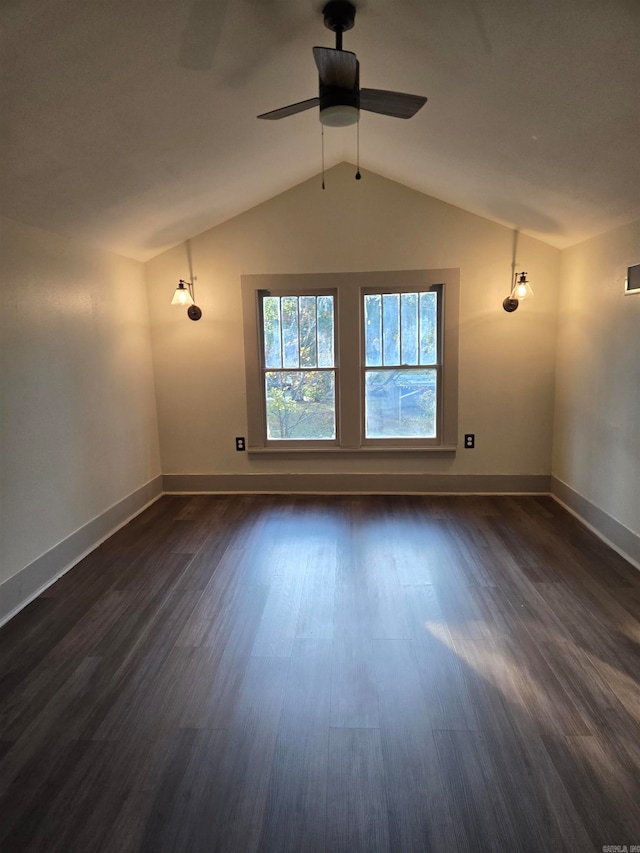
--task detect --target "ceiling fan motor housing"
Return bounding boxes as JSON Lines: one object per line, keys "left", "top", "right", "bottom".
{"left": 320, "top": 83, "right": 359, "bottom": 110}
{"left": 323, "top": 1, "right": 356, "bottom": 33}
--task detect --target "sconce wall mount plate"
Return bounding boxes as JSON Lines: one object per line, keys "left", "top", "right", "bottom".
{"left": 503, "top": 296, "right": 519, "bottom": 312}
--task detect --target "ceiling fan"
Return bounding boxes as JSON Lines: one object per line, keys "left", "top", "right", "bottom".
{"left": 257, "top": 0, "right": 427, "bottom": 128}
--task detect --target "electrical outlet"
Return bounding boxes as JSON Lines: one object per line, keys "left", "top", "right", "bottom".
{"left": 464, "top": 434, "right": 475, "bottom": 449}
{"left": 235, "top": 436, "right": 246, "bottom": 452}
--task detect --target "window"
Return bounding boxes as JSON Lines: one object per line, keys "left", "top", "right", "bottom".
{"left": 261, "top": 292, "right": 337, "bottom": 442}
{"left": 363, "top": 288, "right": 440, "bottom": 441}
{"left": 242, "top": 270, "right": 459, "bottom": 452}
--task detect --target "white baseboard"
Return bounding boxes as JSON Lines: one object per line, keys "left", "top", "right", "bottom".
{"left": 163, "top": 472, "right": 551, "bottom": 495}
{"left": 550, "top": 476, "right": 639, "bottom": 570}
{"left": 0, "top": 476, "right": 164, "bottom": 627}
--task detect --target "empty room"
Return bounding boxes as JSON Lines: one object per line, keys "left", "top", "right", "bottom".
{"left": 1, "top": 0, "right": 639, "bottom": 851}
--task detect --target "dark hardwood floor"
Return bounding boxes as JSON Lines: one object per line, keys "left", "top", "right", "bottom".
{"left": 1, "top": 494, "right": 639, "bottom": 852}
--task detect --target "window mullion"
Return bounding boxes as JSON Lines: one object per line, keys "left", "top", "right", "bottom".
{"left": 312, "top": 296, "right": 316, "bottom": 368}
{"left": 338, "top": 284, "right": 361, "bottom": 447}
{"left": 297, "top": 296, "right": 301, "bottom": 369}
{"left": 278, "top": 298, "right": 284, "bottom": 370}
{"left": 399, "top": 294, "right": 403, "bottom": 366}
{"left": 381, "top": 294, "right": 385, "bottom": 367}
{"left": 417, "top": 292, "right": 422, "bottom": 366}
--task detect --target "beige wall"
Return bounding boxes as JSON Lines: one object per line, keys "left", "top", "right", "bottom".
{"left": 0, "top": 217, "right": 161, "bottom": 586}
{"left": 146, "top": 164, "right": 560, "bottom": 479}
{"left": 553, "top": 220, "right": 640, "bottom": 536}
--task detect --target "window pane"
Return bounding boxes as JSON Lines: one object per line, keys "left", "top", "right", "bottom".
{"left": 282, "top": 297, "right": 299, "bottom": 368}
{"left": 365, "top": 369, "right": 437, "bottom": 438}
{"left": 364, "top": 294, "right": 382, "bottom": 366}
{"left": 400, "top": 292, "right": 419, "bottom": 365}
{"left": 317, "top": 295, "right": 335, "bottom": 368}
{"left": 263, "top": 296, "right": 282, "bottom": 368}
{"left": 299, "top": 296, "right": 317, "bottom": 367}
{"left": 420, "top": 292, "right": 438, "bottom": 365}
{"left": 265, "top": 371, "right": 336, "bottom": 440}
{"left": 382, "top": 294, "right": 400, "bottom": 365}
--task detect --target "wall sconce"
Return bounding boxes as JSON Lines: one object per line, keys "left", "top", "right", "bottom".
{"left": 503, "top": 271, "right": 534, "bottom": 312}
{"left": 171, "top": 279, "right": 202, "bottom": 321}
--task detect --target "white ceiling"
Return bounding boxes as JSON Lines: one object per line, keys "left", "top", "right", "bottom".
{"left": 2, "top": 0, "right": 640, "bottom": 262}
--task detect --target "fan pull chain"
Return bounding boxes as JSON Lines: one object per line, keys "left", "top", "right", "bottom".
{"left": 321, "top": 124, "right": 325, "bottom": 189}
{"left": 355, "top": 116, "right": 361, "bottom": 180}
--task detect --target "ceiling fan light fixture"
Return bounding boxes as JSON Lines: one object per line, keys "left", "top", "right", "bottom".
{"left": 320, "top": 104, "right": 359, "bottom": 126}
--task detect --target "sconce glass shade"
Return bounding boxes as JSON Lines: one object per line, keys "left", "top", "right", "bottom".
{"left": 320, "top": 105, "right": 359, "bottom": 127}
{"left": 511, "top": 272, "right": 534, "bottom": 301}
{"left": 171, "top": 281, "right": 194, "bottom": 306}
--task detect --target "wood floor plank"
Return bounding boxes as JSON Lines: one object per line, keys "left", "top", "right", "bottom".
{"left": 365, "top": 549, "right": 412, "bottom": 640}
{"left": 196, "top": 586, "right": 268, "bottom": 729}
{"left": 259, "top": 638, "right": 332, "bottom": 852}
{"left": 0, "top": 589, "right": 131, "bottom": 739}
{"left": 89, "top": 556, "right": 195, "bottom": 662}
{"left": 535, "top": 579, "right": 640, "bottom": 680}
{"left": 0, "top": 738, "right": 100, "bottom": 852}
{"left": 433, "top": 728, "right": 524, "bottom": 852}
{"left": 44, "top": 732, "right": 172, "bottom": 853}
{"left": 0, "top": 656, "right": 102, "bottom": 800}
{"left": 92, "top": 582, "right": 270, "bottom": 738}
{"left": 326, "top": 728, "right": 391, "bottom": 853}
{"left": 142, "top": 655, "right": 289, "bottom": 853}
{"left": 433, "top": 568, "right": 497, "bottom": 641}
{"left": 587, "top": 645, "right": 640, "bottom": 728}
{"left": 452, "top": 637, "right": 598, "bottom": 851}
{"left": 374, "top": 638, "right": 454, "bottom": 851}
{"left": 251, "top": 570, "right": 308, "bottom": 657}
{"left": 295, "top": 541, "right": 336, "bottom": 640}
{"left": 0, "top": 552, "right": 128, "bottom": 704}
{"left": 331, "top": 581, "right": 380, "bottom": 728}
{"left": 81, "top": 587, "right": 205, "bottom": 740}
{"left": 199, "top": 654, "right": 290, "bottom": 852}
{"left": 330, "top": 633, "right": 380, "bottom": 729}
{"left": 474, "top": 586, "right": 592, "bottom": 736}
{"left": 138, "top": 727, "right": 228, "bottom": 853}
{"left": 176, "top": 497, "right": 263, "bottom": 592}
{"left": 542, "top": 733, "right": 640, "bottom": 848}
{"left": 441, "top": 518, "right": 499, "bottom": 588}
{"left": 361, "top": 500, "right": 434, "bottom": 587}
{"left": 404, "top": 584, "right": 479, "bottom": 731}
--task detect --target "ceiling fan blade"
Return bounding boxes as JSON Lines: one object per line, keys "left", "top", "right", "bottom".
{"left": 257, "top": 97, "right": 320, "bottom": 120}
{"left": 313, "top": 47, "right": 358, "bottom": 88}
{"left": 359, "top": 88, "right": 427, "bottom": 119}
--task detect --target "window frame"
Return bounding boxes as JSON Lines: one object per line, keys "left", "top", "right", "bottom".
{"left": 242, "top": 270, "right": 459, "bottom": 453}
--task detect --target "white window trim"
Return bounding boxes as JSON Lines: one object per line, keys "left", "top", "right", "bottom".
{"left": 241, "top": 270, "right": 459, "bottom": 453}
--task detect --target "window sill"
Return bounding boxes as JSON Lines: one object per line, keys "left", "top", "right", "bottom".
{"left": 248, "top": 445, "right": 457, "bottom": 455}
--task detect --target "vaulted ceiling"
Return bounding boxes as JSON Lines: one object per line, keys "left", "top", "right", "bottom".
{"left": 3, "top": 0, "right": 640, "bottom": 261}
